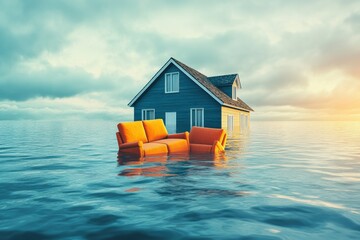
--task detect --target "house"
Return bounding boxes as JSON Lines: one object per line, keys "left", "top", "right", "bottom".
{"left": 128, "top": 57, "right": 253, "bottom": 134}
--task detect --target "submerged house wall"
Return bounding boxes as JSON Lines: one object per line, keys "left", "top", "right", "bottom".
{"left": 221, "top": 106, "right": 250, "bottom": 133}
{"left": 133, "top": 63, "right": 221, "bottom": 132}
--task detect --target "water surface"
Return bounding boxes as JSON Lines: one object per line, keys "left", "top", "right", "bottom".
{"left": 0, "top": 121, "right": 359, "bottom": 239}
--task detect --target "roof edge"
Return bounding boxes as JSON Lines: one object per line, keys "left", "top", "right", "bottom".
{"left": 128, "top": 58, "right": 224, "bottom": 107}
{"left": 128, "top": 58, "right": 173, "bottom": 107}
{"left": 222, "top": 103, "right": 254, "bottom": 112}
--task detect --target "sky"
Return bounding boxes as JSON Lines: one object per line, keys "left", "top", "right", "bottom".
{"left": 0, "top": 0, "right": 359, "bottom": 121}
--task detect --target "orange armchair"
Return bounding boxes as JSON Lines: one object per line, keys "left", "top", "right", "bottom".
{"left": 189, "top": 126, "right": 227, "bottom": 154}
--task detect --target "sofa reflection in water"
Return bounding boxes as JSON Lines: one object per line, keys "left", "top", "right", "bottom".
{"left": 118, "top": 153, "right": 229, "bottom": 177}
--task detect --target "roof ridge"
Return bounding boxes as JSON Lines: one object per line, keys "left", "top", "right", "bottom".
{"left": 171, "top": 58, "right": 252, "bottom": 112}
{"left": 208, "top": 73, "right": 238, "bottom": 78}
{"left": 171, "top": 58, "right": 208, "bottom": 78}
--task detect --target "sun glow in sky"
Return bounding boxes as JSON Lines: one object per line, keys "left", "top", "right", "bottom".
{"left": 0, "top": 0, "right": 359, "bottom": 121}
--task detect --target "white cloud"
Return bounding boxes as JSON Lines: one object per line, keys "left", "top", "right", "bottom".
{"left": 0, "top": 0, "right": 359, "bottom": 120}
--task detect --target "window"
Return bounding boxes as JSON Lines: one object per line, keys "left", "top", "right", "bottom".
{"left": 232, "top": 85, "right": 240, "bottom": 100}
{"left": 240, "top": 114, "right": 249, "bottom": 131}
{"left": 142, "top": 109, "right": 155, "bottom": 120}
{"left": 165, "top": 72, "right": 179, "bottom": 93}
{"left": 227, "top": 115, "right": 234, "bottom": 131}
{"left": 190, "top": 108, "right": 204, "bottom": 127}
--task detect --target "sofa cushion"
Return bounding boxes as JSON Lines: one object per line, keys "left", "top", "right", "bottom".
{"left": 117, "top": 121, "right": 148, "bottom": 143}
{"left": 189, "top": 127, "right": 225, "bottom": 145}
{"left": 142, "top": 119, "right": 168, "bottom": 142}
{"left": 142, "top": 143, "right": 168, "bottom": 156}
{"left": 154, "top": 139, "right": 189, "bottom": 154}
{"left": 190, "top": 144, "right": 212, "bottom": 153}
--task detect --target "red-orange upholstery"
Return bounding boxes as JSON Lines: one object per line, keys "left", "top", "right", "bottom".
{"left": 190, "top": 143, "right": 212, "bottom": 153}
{"left": 189, "top": 127, "right": 227, "bottom": 154}
{"left": 189, "top": 127, "right": 225, "bottom": 145}
{"left": 117, "top": 121, "right": 148, "bottom": 143}
{"left": 142, "top": 119, "right": 168, "bottom": 142}
{"left": 154, "top": 139, "right": 189, "bottom": 154}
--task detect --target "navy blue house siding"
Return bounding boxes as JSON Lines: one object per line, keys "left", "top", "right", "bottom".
{"left": 218, "top": 86, "right": 232, "bottom": 98}
{"left": 133, "top": 63, "right": 221, "bottom": 132}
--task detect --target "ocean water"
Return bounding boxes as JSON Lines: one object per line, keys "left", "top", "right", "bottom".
{"left": 0, "top": 120, "right": 360, "bottom": 240}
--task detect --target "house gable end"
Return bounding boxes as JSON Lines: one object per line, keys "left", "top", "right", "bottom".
{"left": 128, "top": 58, "right": 223, "bottom": 107}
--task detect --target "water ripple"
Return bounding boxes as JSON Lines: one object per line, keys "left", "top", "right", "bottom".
{"left": 1, "top": 120, "right": 360, "bottom": 239}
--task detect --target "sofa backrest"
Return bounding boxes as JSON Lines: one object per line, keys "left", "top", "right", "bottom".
{"left": 117, "top": 121, "right": 148, "bottom": 143}
{"left": 189, "top": 127, "right": 225, "bottom": 145}
{"left": 142, "top": 119, "right": 168, "bottom": 142}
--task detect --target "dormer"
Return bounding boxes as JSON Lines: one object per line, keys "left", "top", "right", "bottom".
{"left": 208, "top": 74, "right": 241, "bottom": 99}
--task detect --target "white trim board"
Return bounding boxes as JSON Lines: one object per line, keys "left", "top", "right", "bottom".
{"left": 222, "top": 103, "right": 250, "bottom": 112}
{"left": 128, "top": 58, "right": 223, "bottom": 106}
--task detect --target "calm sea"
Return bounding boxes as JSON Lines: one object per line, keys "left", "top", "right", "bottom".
{"left": 0, "top": 121, "right": 359, "bottom": 240}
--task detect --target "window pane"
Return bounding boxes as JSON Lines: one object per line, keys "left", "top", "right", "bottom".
{"left": 191, "top": 109, "right": 195, "bottom": 127}
{"left": 196, "top": 109, "right": 201, "bottom": 126}
{"left": 143, "top": 110, "right": 155, "bottom": 120}
{"left": 173, "top": 73, "right": 179, "bottom": 92}
{"left": 165, "top": 73, "right": 179, "bottom": 93}
{"left": 191, "top": 108, "right": 203, "bottom": 127}
{"left": 165, "top": 74, "right": 170, "bottom": 92}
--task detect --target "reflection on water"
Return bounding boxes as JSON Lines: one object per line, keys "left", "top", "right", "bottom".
{"left": 0, "top": 120, "right": 360, "bottom": 240}
{"left": 117, "top": 152, "right": 230, "bottom": 177}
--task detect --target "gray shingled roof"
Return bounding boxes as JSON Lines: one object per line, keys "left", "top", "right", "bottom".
{"left": 208, "top": 74, "right": 238, "bottom": 87}
{"left": 172, "top": 58, "right": 253, "bottom": 112}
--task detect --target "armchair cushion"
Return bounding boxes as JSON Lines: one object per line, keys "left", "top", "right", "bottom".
{"left": 189, "top": 127, "right": 225, "bottom": 145}
{"left": 118, "top": 121, "right": 148, "bottom": 143}
{"left": 143, "top": 119, "right": 168, "bottom": 142}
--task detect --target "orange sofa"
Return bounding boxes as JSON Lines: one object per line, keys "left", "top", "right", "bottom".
{"left": 116, "top": 119, "right": 189, "bottom": 157}
{"left": 189, "top": 126, "right": 227, "bottom": 154}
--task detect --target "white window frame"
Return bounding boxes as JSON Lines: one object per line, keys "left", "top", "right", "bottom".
{"left": 232, "top": 81, "right": 240, "bottom": 100}
{"left": 141, "top": 109, "right": 155, "bottom": 120}
{"left": 190, "top": 108, "right": 204, "bottom": 128}
{"left": 165, "top": 72, "right": 179, "bottom": 93}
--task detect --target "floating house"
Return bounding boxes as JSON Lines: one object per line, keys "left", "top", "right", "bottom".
{"left": 128, "top": 58, "right": 253, "bottom": 133}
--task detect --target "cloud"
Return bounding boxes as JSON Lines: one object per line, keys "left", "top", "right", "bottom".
{"left": 0, "top": 95, "right": 133, "bottom": 121}
{"left": 0, "top": 65, "right": 120, "bottom": 101}
{"left": 0, "top": 0, "right": 359, "bottom": 120}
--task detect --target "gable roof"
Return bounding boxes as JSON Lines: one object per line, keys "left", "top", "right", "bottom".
{"left": 128, "top": 57, "right": 253, "bottom": 112}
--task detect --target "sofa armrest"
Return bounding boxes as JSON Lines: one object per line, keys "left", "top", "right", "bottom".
{"left": 168, "top": 132, "right": 187, "bottom": 139}
{"left": 168, "top": 131, "right": 189, "bottom": 144}
{"left": 119, "top": 141, "right": 143, "bottom": 149}
{"left": 211, "top": 140, "right": 225, "bottom": 154}
{"left": 116, "top": 132, "right": 123, "bottom": 148}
